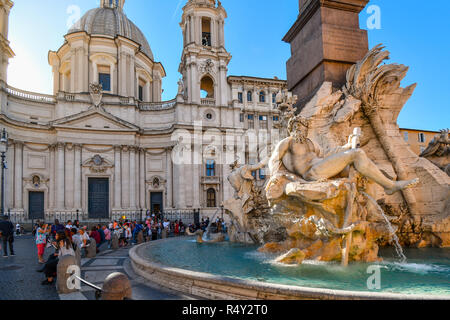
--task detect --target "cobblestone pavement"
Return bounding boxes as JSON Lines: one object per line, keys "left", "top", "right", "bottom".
{"left": 0, "top": 234, "right": 60, "bottom": 300}
{"left": 1, "top": 235, "right": 196, "bottom": 300}
{"left": 63, "top": 244, "right": 196, "bottom": 300}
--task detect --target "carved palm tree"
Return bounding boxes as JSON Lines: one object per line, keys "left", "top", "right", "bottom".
{"left": 344, "top": 44, "right": 418, "bottom": 216}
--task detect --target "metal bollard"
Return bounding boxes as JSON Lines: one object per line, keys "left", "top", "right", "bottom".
{"left": 101, "top": 272, "right": 132, "bottom": 300}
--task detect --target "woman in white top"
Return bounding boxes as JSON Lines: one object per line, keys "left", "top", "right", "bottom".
{"left": 41, "top": 231, "right": 75, "bottom": 285}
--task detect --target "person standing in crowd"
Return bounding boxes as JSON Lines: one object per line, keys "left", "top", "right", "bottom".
{"left": 89, "top": 226, "right": 101, "bottom": 252}
{"left": 97, "top": 224, "right": 106, "bottom": 246}
{"left": 73, "top": 220, "right": 80, "bottom": 231}
{"left": 51, "top": 219, "right": 65, "bottom": 237}
{"left": 0, "top": 216, "right": 15, "bottom": 257}
{"left": 103, "top": 225, "right": 111, "bottom": 248}
{"left": 35, "top": 223, "right": 49, "bottom": 263}
{"left": 65, "top": 220, "right": 73, "bottom": 230}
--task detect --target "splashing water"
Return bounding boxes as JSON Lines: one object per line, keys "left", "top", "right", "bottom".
{"left": 202, "top": 208, "right": 221, "bottom": 242}
{"left": 362, "top": 192, "right": 407, "bottom": 263}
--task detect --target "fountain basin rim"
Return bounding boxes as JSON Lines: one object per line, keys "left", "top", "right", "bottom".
{"left": 129, "top": 237, "right": 450, "bottom": 300}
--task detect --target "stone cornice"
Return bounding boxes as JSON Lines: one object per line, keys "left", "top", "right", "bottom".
{"left": 283, "top": 0, "right": 369, "bottom": 43}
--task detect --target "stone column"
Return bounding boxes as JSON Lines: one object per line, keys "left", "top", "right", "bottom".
{"left": 5, "top": 141, "right": 14, "bottom": 210}
{"left": 121, "top": 146, "right": 130, "bottom": 208}
{"left": 128, "top": 146, "right": 135, "bottom": 209}
{"left": 70, "top": 50, "right": 76, "bottom": 93}
{"left": 190, "top": 16, "right": 195, "bottom": 45}
{"left": 191, "top": 62, "right": 199, "bottom": 104}
{"left": 139, "top": 148, "right": 145, "bottom": 209}
{"left": 165, "top": 148, "right": 173, "bottom": 208}
{"left": 73, "top": 144, "right": 82, "bottom": 209}
{"left": 186, "top": 17, "right": 190, "bottom": 44}
{"left": 56, "top": 143, "right": 65, "bottom": 209}
{"left": 196, "top": 16, "right": 202, "bottom": 45}
{"left": 13, "top": 141, "right": 23, "bottom": 210}
{"left": 65, "top": 144, "right": 74, "bottom": 209}
{"left": 52, "top": 65, "right": 60, "bottom": 95}
{"left": 114, "top": 146, "right": 122, "bottom": 209}
{"left": 218, "top": 20, "right": 224, "bottom": 47}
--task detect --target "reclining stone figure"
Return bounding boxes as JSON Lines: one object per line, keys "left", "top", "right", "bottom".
{"left": 267, "top": 116, "right": 419, "bottom": 202}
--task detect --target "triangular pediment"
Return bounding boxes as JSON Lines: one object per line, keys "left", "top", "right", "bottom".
{"left": 51, "top": 107, "right": 140, "bottom": 131}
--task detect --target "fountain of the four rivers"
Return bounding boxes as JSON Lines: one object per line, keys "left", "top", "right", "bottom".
{"left": 130, "top": 0, "right": 449, "bottom": 300}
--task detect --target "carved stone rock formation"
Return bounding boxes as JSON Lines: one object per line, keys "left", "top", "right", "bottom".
{"left": 224, "top": 45, "right": 450, "bottom": 266}
{"left": 420, "top": 129, "right": 450, "bottom": 176}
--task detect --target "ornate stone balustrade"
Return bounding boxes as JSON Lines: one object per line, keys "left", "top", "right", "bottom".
{"left": 139, "top": 99, "right": 177, "bottom": 111}
{"left": 201, "top": 98, "right": 216, "bottom": 106}
{"left": 4, "top": 85, "right": 56, "bottom": 104}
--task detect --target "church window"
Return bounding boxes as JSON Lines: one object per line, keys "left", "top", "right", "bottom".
{"left": 248, "top": 114, "right": 254, "bottom": 129}
{"left": 207, "top": 188, "right": 216, "bottom": 208}
{"left": 99, "top": 73, "right": 111, "bottom": 91}
{"left": 418, "top": 133, "right": 426, "bottom": 143}
{"left": 259, "top": 115, "right": 268, "bottom": 129}
{"left": 138, "top": 85, "right": 143, "bottom": 101}
{"left": 238, "top": 92, "right": 243, "bottom": 103}
{"left": 98, "top": 65, "right": 111, "bottom": 92}
{"left": 202, "top": 18, "right": 212, "bottom": 47}
{"left": 259, "top": 169, "right": 266, "bottom": 180}
{"left": 200, "top": 76, "right": 214, "bottom": 98}
{"left": 259, "top": 91, "right": 266, "bottom": 103}
{"left": 206, "top": 160, "right": 216, "bottom": 177}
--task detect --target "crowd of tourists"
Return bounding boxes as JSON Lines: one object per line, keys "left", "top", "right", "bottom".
{"left": 31, "top": 214, "right": 227, "bottom": 286}
{"left": 0, "top": 211, "right": 229, "bottom": 286}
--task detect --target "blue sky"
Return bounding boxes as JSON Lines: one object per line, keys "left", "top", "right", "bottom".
{"left": 7, "top": 0, "right": 449, "bottom": 131}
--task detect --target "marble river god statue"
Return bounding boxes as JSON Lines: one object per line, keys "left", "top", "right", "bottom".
{"left": 224, "top": 45, "right": 450, "bottom": 265}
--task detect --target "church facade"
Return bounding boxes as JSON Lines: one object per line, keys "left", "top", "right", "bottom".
{"left": 0, "top": 0, "right": 286, "bottom": 223}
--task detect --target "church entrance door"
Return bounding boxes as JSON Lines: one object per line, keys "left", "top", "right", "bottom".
{"left": 29, "top": 191, "right": 45, "bottom": 220}
{"left": 88, "top": 178, "right": 109, "bottom": 219}
{"left": 150, "top": 192, "right": 163, "bottom": 215}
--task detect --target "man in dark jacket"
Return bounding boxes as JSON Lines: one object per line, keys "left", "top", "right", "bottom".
{"left": 0, "top": 215, "right": 15, "bottom": 257}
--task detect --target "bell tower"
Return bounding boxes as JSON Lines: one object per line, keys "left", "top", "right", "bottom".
{"left": 0, "top": 0, "right": 14, "bottom": 83}
{"left": 179, "top": 0, "right": 231, "bottom": 106}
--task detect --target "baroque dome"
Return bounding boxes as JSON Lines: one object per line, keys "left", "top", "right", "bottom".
{"left": 68, "top": 7, "right": 154, "bottom": 60}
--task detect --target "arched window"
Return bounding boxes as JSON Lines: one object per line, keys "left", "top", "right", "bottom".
{"left": 202, "top": 17, "right": 212, "bottom": 47}
{"left": 259, "top": 91, "right": 266, "bottom": 103}
{"left": 247, "top": 91, "right": 253, "bottom": 102}
{"left": 200, "top": 76, "right": 214, "bottom": 98}
{"left": 206, "top": 160, "right": 215, "bottom": 177}
{"left": 207, "top": 188, "right": 216, "bottom": 208}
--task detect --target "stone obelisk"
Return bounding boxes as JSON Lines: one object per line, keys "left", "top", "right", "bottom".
{"left": 283, "top": 0, "right": 369, "bottom": 109}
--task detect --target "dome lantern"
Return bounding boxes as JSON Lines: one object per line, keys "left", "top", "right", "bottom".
{"left": 100, "top": 0, "right": 125, "bottom": 10}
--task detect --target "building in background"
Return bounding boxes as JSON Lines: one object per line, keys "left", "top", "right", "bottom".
{"left": 399, "top": 128, "right": 441, "bottom": 155}
{"left": 0, "top": 0, "right": 286, "bottom": 225}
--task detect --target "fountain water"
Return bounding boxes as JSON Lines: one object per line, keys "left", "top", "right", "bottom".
{"left": 362, "top": 191, "right": 407, "bottom": 263}
{"left": 202, "top": 208, "right": 221, "bottom": 242}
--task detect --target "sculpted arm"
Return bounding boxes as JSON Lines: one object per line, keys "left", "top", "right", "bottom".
{"left": 268, "top": 137, "right": 291, "bottom": 174}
